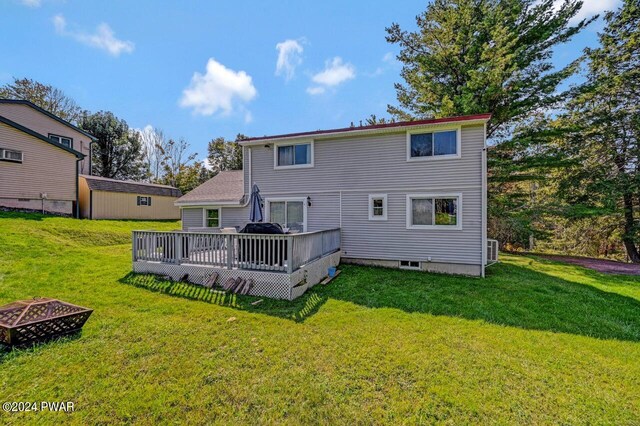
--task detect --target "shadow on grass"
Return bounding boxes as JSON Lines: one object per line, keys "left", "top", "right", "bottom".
{"left": 121, "top": 258, "right": 640, "bottom": 341}
{"left": 0, "top": 332, "right": 82, "bottom": 364}
{"left": 119, "top": 273, "right": 328, "bottom": 323}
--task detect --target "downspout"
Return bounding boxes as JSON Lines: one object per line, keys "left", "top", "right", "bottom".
{"left": 89, "top": 190, "right": 93, "bottom": 219}
{"left": 89, "top": 140, "right": 96, "bottom": 176}
{"left": 481, "top": 122, "right": 488, "bottom": 278}
{"left": 75, "top": 157, "right": 81, "bottom": 218}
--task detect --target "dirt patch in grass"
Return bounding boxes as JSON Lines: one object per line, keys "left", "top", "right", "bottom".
{"left": 537, "top": 254, "right": 640, "bottom": 275}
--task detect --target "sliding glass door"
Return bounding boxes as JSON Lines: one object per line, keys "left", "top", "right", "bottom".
{"left": 268, "top": 199, "right": 306, "bottom": 232}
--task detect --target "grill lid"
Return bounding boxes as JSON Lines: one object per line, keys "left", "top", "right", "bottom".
{"left": 0, "top": 298, "right": 92, "bottom": 327}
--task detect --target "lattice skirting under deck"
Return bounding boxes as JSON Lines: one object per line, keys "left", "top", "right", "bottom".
{"left": 133, "top": 251, "right": 340, "bottom": 300}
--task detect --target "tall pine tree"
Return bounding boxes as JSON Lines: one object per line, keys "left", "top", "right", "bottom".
{"left": 558, "top": 0, "right": 640, "bottom": 261}
{"left": 386, "top": 0, "right": 592, "bottom": 247}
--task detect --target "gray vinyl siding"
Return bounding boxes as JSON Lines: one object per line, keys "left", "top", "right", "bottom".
{"left": 181, "top": 206, "right": 251, "bottom": 230}
{"left": 221, "top": 206, "right": 249, "bottom": 229}
{"left": 243, "top": 124, "right": 485, "bottom": 266}
{"left": 181, "top": 208, "right": 203, "bottom": 230}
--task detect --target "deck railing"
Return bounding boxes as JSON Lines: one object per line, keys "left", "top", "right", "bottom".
{"left": 132, "top": 228, "right": 341, "bottom": 273}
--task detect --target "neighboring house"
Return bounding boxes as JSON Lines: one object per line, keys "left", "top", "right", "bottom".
{"left": 0, "top": 99, "right": 96, "bottom": 175}
{"left": 174, "top": 113, "right": 493, "bottom": 277}
{"left": 79, "top": 175, "right": 182, "bottom": 220}
{"left": 0, "top": 114, "right": 85, "bottom": 215}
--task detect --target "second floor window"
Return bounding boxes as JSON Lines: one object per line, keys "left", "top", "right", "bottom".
{"left": 49, "top": 134, "right": 73, "bottom": 149}
{"left": 408, "top": 129, "right": 458, "bottom": 159}
{"left": 276, "top": 142, "right": 312, "bottom": 168}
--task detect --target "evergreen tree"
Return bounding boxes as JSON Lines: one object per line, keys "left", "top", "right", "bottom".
{"left": 206, "top": 134, "right": 244, "bottom": 174}
{"left": 386, "top": 0, "right": 592, "bottom": 247}
{"left": 386, "top": 0, "right": 591, "bottom": 137}
{"left": 558, "top": 0, "right": 640, "bottom": 261}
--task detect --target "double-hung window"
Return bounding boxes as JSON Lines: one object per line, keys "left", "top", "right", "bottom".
{"left": 49, "top": 134, "right": 73, "bottom": 149}
{"left": 0, "top": 148, "right": 23, "bottom": 163}
{"left": 368, "top": 194, "right": 388, "bottom": 221}
{"left": 406, "top": 194, "right": 462, "bottom": 230}
{"left": 274, "top": 141, "right": 313, "bottom": 169}
{"left": 205, "top": 209, "right": 220, "bottom": 227}
{"left": 407, "top": 128, "right": 460, "bottom": 160}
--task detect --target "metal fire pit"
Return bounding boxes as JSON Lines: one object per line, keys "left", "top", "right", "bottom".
{"left": 0, "top": 298, "right": 93, "bottom": 346}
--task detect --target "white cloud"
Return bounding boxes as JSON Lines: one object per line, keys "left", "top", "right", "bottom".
{"left": 307, "top": 57, "right": 355, "bottom": 95}
{"left": 306, "top": 86, "right": 326, "bottom": 95}
{"left": 553, "top": 0, "right": 621, "bottom": 22}
{"left": 20, "top": 0, "right": 41, "bottom": 7}
{"left": 52, "top": 14, "right": 66, "bottom": 32}
{"left": 382, "top": 52, "right": 395, "bottom": 63}
{"left": 275, "top": 39, "right": 304, "bottom": 81}
{"left": 52, "top": 14, "right": 134, "bottom": 57}
{"left": 179, "top": 58, "right": 257, "bottom": 117}
{"left": 311, "top": 57, "right": 355, "bottom": 86}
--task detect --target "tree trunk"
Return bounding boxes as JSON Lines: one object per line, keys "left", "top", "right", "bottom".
{"left": 622, "top": 192, "right": 640, "bottom": 263}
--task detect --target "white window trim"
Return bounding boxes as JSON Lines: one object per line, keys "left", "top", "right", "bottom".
{"left": 49, "top": 133, "right": 73, "bottom": 149}
{"left": 273, "top": 140, "right": 314, "bottom": 170}
{"left": 203, "top": 207, "right": 222, "bottom": 228}
{"left": 138, "top": 196, "right": 151, "bottom": 206}
{"left": 368, "top": 194, "right": 388, "bottom": 221}
{"left": 265, "top": 197, "right": 308, "bottom": 232}
{"left": 406, "top": 193, "right": 463, "bottom": 230}
{"left": 406, "top": 126, "right": 461, "bottom": 162}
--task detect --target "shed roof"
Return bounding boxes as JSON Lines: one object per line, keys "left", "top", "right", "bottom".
{"left": 175, "top": 170, "right": 244, "bottom": 205}
{"left": 81, "top": 175, "right": 182, "bottom": 197}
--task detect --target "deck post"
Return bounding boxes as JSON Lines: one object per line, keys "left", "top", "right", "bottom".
{"left": 132, "top": 231, "right": 137, "bottom": 262}
{"left": 226, "top": 234, "right": 233, "bottom": 269}
{"left": 287, "top": 235, "right": 294, "bottom": 274}
{"left": 175, "top": 233, "right": 182, "bottom": 264}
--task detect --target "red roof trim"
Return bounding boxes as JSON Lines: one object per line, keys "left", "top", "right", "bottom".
{"left": 241, "top": 113, "right": 491, "bottom": 142}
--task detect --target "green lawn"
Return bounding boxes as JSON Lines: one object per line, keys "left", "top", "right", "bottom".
{"left": 1, "top": 212, "right": 639, "bottom": 425}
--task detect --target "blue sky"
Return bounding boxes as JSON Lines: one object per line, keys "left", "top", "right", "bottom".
{"left": 0, "top": 0, "right": 621, "bottom": 160}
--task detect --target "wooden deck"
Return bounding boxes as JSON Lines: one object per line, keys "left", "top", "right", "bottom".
{"left": 131, "top": 229, "right": 342, "bottom": 300}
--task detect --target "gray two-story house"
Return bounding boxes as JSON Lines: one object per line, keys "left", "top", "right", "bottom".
{"left": 167, "top": 114, "right": 494, "bottom": 282}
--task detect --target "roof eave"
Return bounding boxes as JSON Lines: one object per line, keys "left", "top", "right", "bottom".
{"left": 0, "top": 115, "right": 85, "bottom": 159}
{"left": 0, "top": 99, "right": 98, "bottom": 141}
{"left": 239, "top": 114, "right": 492, "bottom": 146}
{"left": 174, "top": 200, "right": 244, "bottom": 207}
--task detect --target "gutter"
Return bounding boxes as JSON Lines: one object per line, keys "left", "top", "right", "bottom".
{"left": 481, "top": 122, "right": 488, "bottom": 278}
{"left": 89, "top": 140, "right": 96, "bottom": 176}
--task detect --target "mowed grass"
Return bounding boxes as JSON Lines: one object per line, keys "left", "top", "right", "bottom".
{"left": 1, "top": 212, "right": 639, "bottom": 425}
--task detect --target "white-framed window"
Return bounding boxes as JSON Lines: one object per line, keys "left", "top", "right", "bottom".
{"left": 49, "top": 134, "right": 73, "bottom": 149}
{"left": 266, "top": 198, "right": 307, "bottom": 232}
{"left": 274, "top": 141, "right": 314, "bottom": 169}
{"left": 0, "top": 148, "right": 23, "bottom": 163}
{"left": 137, "top": 196, "right": 152, "bottom": 206}
{"left": 204, "top": 208, "right": 220, "bottom": 228}
{"left": 406, "top": 127, "right": 461, "bottom": 161}
{"left": 368, "top": 194, "right": 388, "bottom": 221}
{"left": 406, "top": 193, "right": 462, "bottom": 230}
